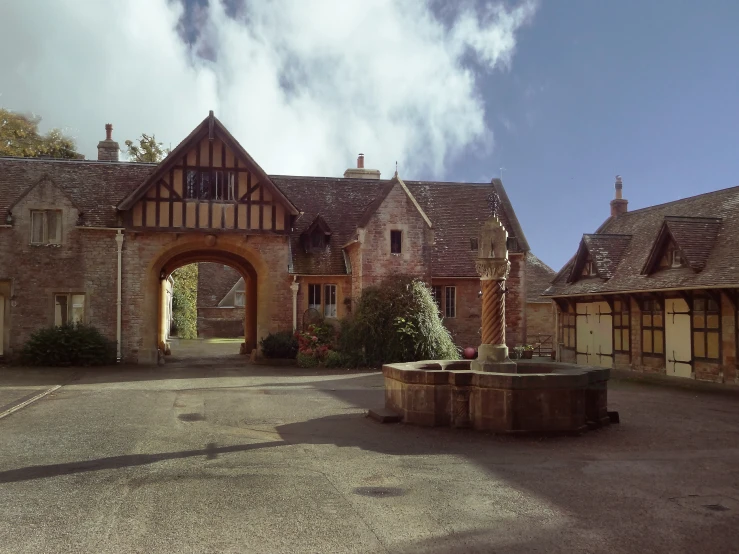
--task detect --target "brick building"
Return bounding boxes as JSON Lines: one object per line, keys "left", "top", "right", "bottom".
{"left": 0, "top": 112, "right": 552, "bottom": 364}
{"left": 545, "top": 177, "right": 739, "bottom": 384}
{"left": 195, "top": 262, "right": 244, "bottom": 338}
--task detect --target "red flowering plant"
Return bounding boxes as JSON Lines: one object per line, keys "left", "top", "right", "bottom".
{"left": 294, "top": 322, "right": 336, "bottom": 363}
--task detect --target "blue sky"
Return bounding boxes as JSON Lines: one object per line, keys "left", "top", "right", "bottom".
{"left": 444, "top": 0, "right": 739, "bottom": 270}
{"left": 2, "top": 0, "right": 738, "bottom": 272}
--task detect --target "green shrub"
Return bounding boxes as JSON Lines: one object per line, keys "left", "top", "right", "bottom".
{"left": 343, "top": 276, "right": 459, "bottom": 366}
{"left": 20, "top": 323, "right": 117, "bottom": 367}
{"left": 260, "top": 330, "right": 298, "bottom": 359}
{"left": 296, "top": 352, "right": 319, "bottom": 368}
{"left": 171, "top": 265, "right": 198, "bottom": 339}
{"left": 324, "top": 350, "right": 348, "bottom": 368}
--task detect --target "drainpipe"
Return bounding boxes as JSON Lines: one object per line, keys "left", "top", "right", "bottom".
{"left": 290, "top": 277, "right": 299, "bottom": 332}
{"left": 115, "top": 231, "right": 124, "bottom": 361}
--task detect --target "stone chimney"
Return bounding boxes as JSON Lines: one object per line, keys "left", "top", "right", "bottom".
{"left": 344, "top": 153, "right": 380, "bottom": 179}
{"left": 97, "top": 123, "right": 119, "bottom": 162}
{"left": 610, "top": 175, "right": 628, "bottom": 217}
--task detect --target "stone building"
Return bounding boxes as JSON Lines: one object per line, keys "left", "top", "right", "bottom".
{"left": 545, "top": 177, "right": 739, "bottom": 384}
{"left": 0, "top": 112, "right": 552, "bottom": 363}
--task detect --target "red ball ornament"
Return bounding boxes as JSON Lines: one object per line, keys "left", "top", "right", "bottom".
{"left": 463, "top": 347, "right": 476, "bottom": 360}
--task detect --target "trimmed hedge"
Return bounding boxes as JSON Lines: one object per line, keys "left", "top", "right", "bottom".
{"left": 20, "top": 324, "right": 117, "bottom": 367}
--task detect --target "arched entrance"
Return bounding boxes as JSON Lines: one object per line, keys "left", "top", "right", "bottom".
{"left": 159, "top": 250, "right": 257, "bottom": 358}
{"left": 138, "top": 235, "right": 272, "bottom": 364}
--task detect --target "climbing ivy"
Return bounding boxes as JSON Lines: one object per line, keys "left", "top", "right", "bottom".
{"left": 171, "top": 264, "right": 198, "bottom": 339}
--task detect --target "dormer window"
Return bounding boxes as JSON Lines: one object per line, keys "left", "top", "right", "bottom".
{"left": 671, "top": 249, "right": 682, "bottom": 268}
{"left": 311, "top": 231, "right": 324, "bottom": 249}
{"left": 302, "top": 214, "right": 332, "bottom": 254}
{"left": 582, "top": 258, "right": 595, "bottom": 277}
{"left": 31, "top": 210, "right": 62, "bottom": 245}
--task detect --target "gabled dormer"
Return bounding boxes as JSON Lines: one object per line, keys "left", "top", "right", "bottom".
{"left": 301, "top": 214, "right": 332, "bottom": 252}
{"left": 641, "top": 216, "right": 721, "bottom": 275}
{"left": 567, "top": 234, "right": 632, "bottom": 283}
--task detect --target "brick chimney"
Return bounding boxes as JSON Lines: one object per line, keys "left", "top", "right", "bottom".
{"left": 610, "top": 175, "right": 628, "bottom": 217}
{"left": 97, "top": 123, "right": 119, "bottom": 162}
{"left": 344, "top": 153, "right": 380, "bottom": 179}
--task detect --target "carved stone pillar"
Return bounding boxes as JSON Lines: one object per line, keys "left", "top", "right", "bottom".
{"left": 471, "top": 216, "right": 517, "bottom": 373}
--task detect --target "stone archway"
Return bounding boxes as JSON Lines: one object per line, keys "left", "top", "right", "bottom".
{"left": 135, "top": 234, "right": 275, "bottom": 365}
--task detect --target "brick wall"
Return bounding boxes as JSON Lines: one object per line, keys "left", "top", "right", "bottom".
{"left": 432, "top": 279, "right": 480, "bottom": 348}
{"left": 506, "top": 253, "right": 525, "bottom": 347}
{"left": 296, "top": 276, "right": 352, "bottom": 328}
{"left": 0, "top": 180, "right": 119, "bottom": 356}
{"left": 360, "top": 184, "right": 432, "bottom": 286}
{"left": 197, "top": 306, "right": 244, "bottom": 338}
{"left": 526, "top": 302, "right": 554, "bottom": 339}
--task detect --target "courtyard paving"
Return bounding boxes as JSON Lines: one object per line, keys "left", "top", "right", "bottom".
{"left": 0, "top": 357, "right": 738, "bottom": 553}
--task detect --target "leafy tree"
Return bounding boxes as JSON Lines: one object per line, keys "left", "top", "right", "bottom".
{"left": 125, "top": 133, "right": 170, "bottom": 162}
{"left": 0, "top": 108, "right": 81, "bottom": 159}
{"left": 171, "top": 264, "right": 198, "bottom": 339}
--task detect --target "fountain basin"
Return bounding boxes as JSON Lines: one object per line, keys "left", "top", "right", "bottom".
{"left": 382, "top": 360, "right": 610, "bottom": 434}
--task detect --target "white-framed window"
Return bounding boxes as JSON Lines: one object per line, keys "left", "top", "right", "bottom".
{"left": 390, "top": 230, "right": 402, "bottom": 254}
{"left": 444, "top": 286, "right": 456, "bottom": 318}
{"left": 324, "top": 284, "right": 337, "bottom": 318}
{"left": 31, "top": 210, "right": 62, "bottom": 245}
{"left": 55, "top": 293, "right": 85, "bottom": 326}
{"left": 234, "top": 291, "right": 245, "bottom": 307}
{"left": 308, "top": 284, "right": 321, "bottom": 312}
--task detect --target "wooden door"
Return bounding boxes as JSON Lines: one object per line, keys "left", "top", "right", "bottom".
{"left": 665, "top": 298, "right": 692, "bottom": 378}
{"left": 575, "top": 302, "right": 613, "bottom": 367}
{"left": 576, "top": 303, "right": 593, "bottom": 365}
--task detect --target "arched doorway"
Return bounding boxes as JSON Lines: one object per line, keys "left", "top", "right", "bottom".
{"left": 138, "top": 235, "right": 272, "bottom": 364}
{"left": 159, "top": 250, "right": 257, "bottom": 359}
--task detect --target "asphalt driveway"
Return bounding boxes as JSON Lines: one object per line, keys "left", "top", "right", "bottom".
{"left": 0, "top": 361, "right": 738, "bottom": 553}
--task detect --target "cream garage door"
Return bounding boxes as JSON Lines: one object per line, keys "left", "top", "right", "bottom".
{"left": 576, "top": 301, "right": 613, "bottom": 368}
{"left": 665, "top": 298, "right": 692, "bottom": 378}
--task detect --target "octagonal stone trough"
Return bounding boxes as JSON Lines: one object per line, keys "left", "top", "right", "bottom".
{"left": 382, "top": 360, "right": 610, "bottom": 434}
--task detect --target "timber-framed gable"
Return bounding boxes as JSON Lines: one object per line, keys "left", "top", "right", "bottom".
{"left": 117, "top": 111, "right": 299, "bottom": 234}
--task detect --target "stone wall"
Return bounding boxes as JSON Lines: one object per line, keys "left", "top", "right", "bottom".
{"left": 506, "top": 253, "right": 525, "bottom": 347}
{"left": 526, "top": 301, "right": 554, "bottom": 339}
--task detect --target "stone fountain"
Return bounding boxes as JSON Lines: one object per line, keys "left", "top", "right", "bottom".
{"left": 379, "top": 215, "right": 612, "bottom": 434}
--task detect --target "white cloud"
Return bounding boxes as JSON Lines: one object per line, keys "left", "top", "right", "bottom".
{"left": 0, "top": 0, "right": 536, "bottom": 178}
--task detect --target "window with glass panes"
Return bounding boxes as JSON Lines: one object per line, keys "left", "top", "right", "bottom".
{"left": 324, "top": 284, "right": 337, "bottom": 318}
{"left": 55, "top": 293, "right": 85, "bottom": 326}
{"left": 308, "top": 284, "right": 321, "bottom": 312}
{"left": 641, "top": 298, "right": 664, "bottom": 356}
{"left": 692, "top": 296, "right": 720, "bottom": 360}
{"left": 31, "top": 210, "right": 61, "bottom": 245}
{"left": 612, "top": 299, "right": 630, "bottom": 353}
{"left": 562, "top": 309, "right": 576, "bottom": 349}
{"left": 444, "top": 286, "right": 456, "bottom": 318}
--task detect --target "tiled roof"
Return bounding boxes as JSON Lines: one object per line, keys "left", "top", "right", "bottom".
{"left": 0, "top": 157, "right": 155, "bottom": 227}
{"left": 662, "top": 216, "right": 721, "bottom": 272}
{"left": 578, "top": 234, "right": 632, "bottom": 280}
{"left": 0, "top": 157, "right": 530, "bottom": 277}
{"left": 275, "top": 176, "right": 529, "bottom": 276}
{"left": 546, "top": 186, "right": 739, "bottom": 297}
{"left": 524, "top": 252, "right": 555, "bottom": 303}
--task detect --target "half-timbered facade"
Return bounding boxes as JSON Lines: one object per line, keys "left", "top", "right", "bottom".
{"left": 0, "top": 112, "right": 552, "bottom": 364}
{"left": 545, "top": 177, "right": 739, "bottom": 384}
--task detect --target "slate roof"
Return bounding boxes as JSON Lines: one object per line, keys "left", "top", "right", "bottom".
{"left": 0, "top": 157, "right": 155, "bottom": 227}
{"left": 569, "top": 234, "right": 633, "bottom": 281}
{"left": 275, "top": 176, "right": 530, "bottom": 276}
{"left": 546, "top": 185, "right": 739, "bottom": 297}
{"left": 0, "top": 157, "right": 532, "bottom": 278}
{"left": 524, "top": 252, "right": 556, "bottom": 303}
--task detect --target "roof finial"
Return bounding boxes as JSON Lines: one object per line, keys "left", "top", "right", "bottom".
{"left": 394, "top": 161, "right": 398, "bottom": 179}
